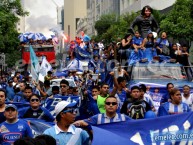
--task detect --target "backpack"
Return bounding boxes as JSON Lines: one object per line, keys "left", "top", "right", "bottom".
{"left": 127, "top": 100, "right": 146, "bottom": 119}
{"left": 162, "top": 45, "right": 170, "bottom": 56}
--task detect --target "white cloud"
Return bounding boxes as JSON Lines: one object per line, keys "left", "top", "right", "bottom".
{"left": 24, "top": 0, "right": 63, "bottom": 37}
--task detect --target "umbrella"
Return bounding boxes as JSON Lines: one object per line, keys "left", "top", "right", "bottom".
{"left": 23, "top": 32, "right": 32, "bottom": 36}
{"left": 18, "top": 34, "right": 28, "bottom": 42}
{"left": 37, "top": 33, "right": 45, "bottom": 37}
{"left": 28, "top": 33, "right": 40, "bottom": 40}
{"left": 39, "top": 36, "right": 47, "bottom": 41}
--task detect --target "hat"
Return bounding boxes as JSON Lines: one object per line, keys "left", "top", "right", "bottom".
{"left": 55, "top": 101, "right": 77, "bottom": 117}
{"left": 83, "top": 35, "right": 91, "bottom": 42}
{"left": 5, "top": 104, "right": 17, "bottom": 111}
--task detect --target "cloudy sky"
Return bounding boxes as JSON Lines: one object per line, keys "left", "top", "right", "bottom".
{"left": 24, "top": 0, "right": 63, "bottom": 37}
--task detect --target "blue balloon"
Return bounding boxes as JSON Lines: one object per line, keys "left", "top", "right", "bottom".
{"left": 144, "top": 111, "right": 156, "bottom": 119}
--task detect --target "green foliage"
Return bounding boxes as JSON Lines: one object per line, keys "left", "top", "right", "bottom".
{"left": 0, "top": 0, "right": 28, "bottom": 67}
{"left": 160, "top": 0, "right": 193, "bottom": 40}
{"left": 5, "top": 50, "right": 21, "bottom": 67}
{"left": 94, "top": 12, "right": 139, "bottom": 44}
{"left": 94, "top": 13, "right": 118, "bottom": 36}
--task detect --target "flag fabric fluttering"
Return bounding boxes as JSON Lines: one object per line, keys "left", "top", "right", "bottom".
{"left": 65, "top": 58, "right": 83, "bottom": 72}
{"left": 39, "top": 56, "right": 52, "bottom": 82}
{"left": 29, "top": 45, "right": 40, "bottom": 81}
{"left": 39, "top": 56, "right": 52, "bottom": 77}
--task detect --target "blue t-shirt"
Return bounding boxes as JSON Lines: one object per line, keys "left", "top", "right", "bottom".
{"left": 132, "top": 36, "right": 143, "bottom": 46}
{"left": 0, "top": 119, "right": 33, "bottom": 145}
{"left": 6, "top": 86, "right": 15, "bottom": 101}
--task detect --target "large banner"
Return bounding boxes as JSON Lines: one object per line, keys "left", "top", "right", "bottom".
{"left": 92, "top": 112, "right": 193, "bottom": 145}
{"left": 42, "top": 95, "right": 80, "bottom": 116}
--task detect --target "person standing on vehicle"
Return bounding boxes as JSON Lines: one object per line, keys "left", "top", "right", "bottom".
{"left": 130, "top": 5, "right": 160, "bottom": 38}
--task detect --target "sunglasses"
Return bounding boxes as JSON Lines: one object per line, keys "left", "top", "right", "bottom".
{"left": 105, "top": 102, "right": 117, "bottom": 106}
{"left": 62, "top": 108, "right": 78, "bottom": 114}
{"left": 30, "top": 99, "right": 39, "bottom": 102}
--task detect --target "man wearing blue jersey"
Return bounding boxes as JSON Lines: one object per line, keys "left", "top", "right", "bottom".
{"left": 0, "top": 104, "right": 33, "bottom": 145}
{"left": 43, "top": 101, "right": 90, "bottom": 145}
{"left": 74, "top": 96, "right": 131, "bottom": 126}
{"left": 158, "top": 88, "right": 191, "bottom": 116}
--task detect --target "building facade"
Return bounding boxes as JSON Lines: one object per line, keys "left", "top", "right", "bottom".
{"left": 64, "top": 0, "right": 87, "bottom": 41}
{"left": 120, "top": 0, "right": 176, "bottom": 15}
{"left": 86, "top": 0, "right": 120, "bottom": 36}
{"left": 16, "top": 0, "right": 25, "bottom": 33}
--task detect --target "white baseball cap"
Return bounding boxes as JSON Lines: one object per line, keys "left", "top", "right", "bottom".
{"left": 55, "top": 101, "right": 77, "bottom": 117}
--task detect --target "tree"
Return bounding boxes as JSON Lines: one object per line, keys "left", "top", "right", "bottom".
{"left": 94, "top": 14, "right": 118, "bottom": 37}
{"left": 160, "top": 0, "right": 193, "bottom": 41}
{"left": 0, "top": 0, "right": 28, "bottom": 67}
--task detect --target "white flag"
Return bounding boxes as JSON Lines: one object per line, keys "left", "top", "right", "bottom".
{"left": 39, "top": 57, "right": 52, "bottom": 77}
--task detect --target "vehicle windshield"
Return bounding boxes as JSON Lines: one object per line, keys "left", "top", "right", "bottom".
{"left": 131, "top": 64, "right": 187, "bottom": 80}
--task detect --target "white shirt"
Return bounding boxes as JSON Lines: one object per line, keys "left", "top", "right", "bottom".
{"left": 181, "top": 93, "right": 193, "bottom": 111}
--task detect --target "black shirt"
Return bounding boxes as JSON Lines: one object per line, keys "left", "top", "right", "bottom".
{"left": 23, "top": 107, "right": 43, "bottom": 118}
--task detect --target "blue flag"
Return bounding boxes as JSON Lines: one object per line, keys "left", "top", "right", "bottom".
{"left": 29, "top": 45, "right": 40, "bottom": 81}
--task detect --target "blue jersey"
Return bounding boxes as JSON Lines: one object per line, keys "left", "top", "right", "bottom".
{"left": 0, "top": 119, "right": 33, "bottom": 145}
{"left": 84, "top": 113, "right": 131, "bottom": 125}
{"left": 160, "top": 92, "right": 170, "bottom": 104}
{"left": 158, "top": 102, "right": 191, "bottom": 117}
{"left": 132, "top": 36, "right": 143, "bottom": 46}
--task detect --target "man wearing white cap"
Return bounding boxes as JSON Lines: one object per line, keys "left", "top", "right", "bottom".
{"left": 43, "top": 101, "right": 90, "bottom": 145}
{"left": 0, "top": 104, "right": 33, "bottom": 144}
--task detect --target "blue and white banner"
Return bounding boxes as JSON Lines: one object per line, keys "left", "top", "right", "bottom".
{"left": 92, "top": 112, "right": 193, "bottom": 145}
{"left": 43, "top": 96, "right": 80, "bottom": 116}
{"left": 26, "top": 119, "right": 54, "bottom": 137}
{"left": 64, "top": 58, "right": 83, "bottom": 72}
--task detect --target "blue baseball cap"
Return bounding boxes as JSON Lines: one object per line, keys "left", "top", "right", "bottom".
{"left": 5, "top": 104, "right": 17, "bottom": 111}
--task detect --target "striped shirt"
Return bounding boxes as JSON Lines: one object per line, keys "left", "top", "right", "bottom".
{"left": 158, "top": 102, "right": 190, "bottom": 116}
{"left": 84, "top": 113, "right": 131, "bottom": 125}
{"left": 43, "top": 124, "right": 90, "bottom": 145}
